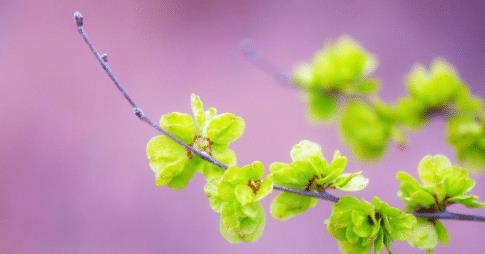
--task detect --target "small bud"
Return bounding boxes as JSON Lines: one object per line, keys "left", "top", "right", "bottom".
{"left": 74, "top": 11, "right": 84, "bottom": 27}
{"left": 101, "top": 53, "right": 108, "bottom": 62}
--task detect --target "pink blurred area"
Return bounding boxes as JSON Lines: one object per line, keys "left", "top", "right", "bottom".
{"left": 1, "top": 0, "right": 485, "bottom": 253}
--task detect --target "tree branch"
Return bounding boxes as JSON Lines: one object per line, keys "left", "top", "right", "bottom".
{"left": 74, "top": 11, "right": 485, "bottom": 223}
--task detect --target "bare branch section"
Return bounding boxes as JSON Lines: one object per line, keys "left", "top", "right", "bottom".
{"left": 74, "top": 11, "right": 485, "bottom": 222}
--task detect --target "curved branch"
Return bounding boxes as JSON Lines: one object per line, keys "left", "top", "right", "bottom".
{"left": 73, "top": 11, "right": 485, "bottom": 223}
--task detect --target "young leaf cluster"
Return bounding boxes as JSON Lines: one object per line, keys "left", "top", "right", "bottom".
{"left": 205, "top": 161, "right": 273, "bottom": 243}
{"left": 270, "top": 140, "right": 368, "bottom": 220}
{"left": 146, "top": 94, "right": 244, "bottom": 189}
{"left": 327, "top": 196, "right": 416, "bottom": 254}
{"left": 396, "top": 155, "right": 485, "bottom": 252}
{"left": 291, "top": 36, "right": 485, "bottom": 169}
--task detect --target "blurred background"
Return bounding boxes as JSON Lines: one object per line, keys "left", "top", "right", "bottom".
{"left": 1, "top": 0, "right": 485, "bottom": 253}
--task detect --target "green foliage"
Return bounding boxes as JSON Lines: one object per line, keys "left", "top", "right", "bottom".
{"left": 270, "top": 140, "right": 368, "bottom": 220}
{"left": 447, "top": 116, "right": 485, "bottom": 170}
{"left": 146, "top": 94, "right": 244, "bottom": 189}
{"left": 406, "top": 59, "right": 464, "bottom": 109}
{"left": 205, "top": 161, "right": 272, "bottom": 243}
{"left": 340, "top": 101, "right": 392, "bottom": 159}
{"left": 292, "top": 36, "right": 379, "bottom": 121}
{"left": 290, "top": 36, "right": 485, "bottom": 169}
{"left": 327, "top": 196, "right": 416, "bottom": 254}
{"left": 396, "top": 155, "right": 485, "bottom": 251}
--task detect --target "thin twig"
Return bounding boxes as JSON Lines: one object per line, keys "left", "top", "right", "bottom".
{"left": 74, "top": 11, "right": 226, "bottom": 169}
{"left": 74, "top": 11, "right": 485, "bottom": 223}
{"left": 413, "top": 211, "right": 485, "bottom": 222}
{"left": 241, "top": 38, "right": 376, "bottom": 104}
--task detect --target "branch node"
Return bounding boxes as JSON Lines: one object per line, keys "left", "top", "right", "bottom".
{"left": 74, "top": 11, "right": 84, "bottom": 27}
{"left": 101, "top": 53, "right": 108, "bottom": 62}
{"left": 134, "top": 107, "right": 144, "bottom": 119}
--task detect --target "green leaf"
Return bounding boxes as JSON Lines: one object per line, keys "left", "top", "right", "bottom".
{"left": 270, "top": 161, "right": 314, "bottom": 189}
{"left": 396, "top": 171, "right": 435, "bottom": 210}
{"left": 407, "top": 218, "right": 438, "bottom": 252}
{"left": 219, "top": 202, "right": 265, "bottom": 243}
{"left": 270, "top": 192, "right": 317, "bottom": 220}
{"left": 434, "top": 220, "right": 449, "bottom": 245}
{"left": 191, "top": 93, "right": 205, "bottom": 133}
{"left": 160, "top": 112, "right": 196, "bottom": 144}
{"left": 406, "top": 59, "right": 463, "bottom": 108}
{"left": 447, "top": 195, "right": 485, "bottom": 208}
{"left": 306, "top": 91, "right": 338, "bottom": 121}
{"left": 290, "top": 139, "right": 324, "bottom": 162}
{"left": 146, "top": 135, "right": 190, "bottom": 189}
{"left": 418, "top": 155, "right": 452, "bottom": 188}
{"left": 167, "top": 156, "right": 201, "bottom": 189}
{"left": 235, "top": 185, "right": 256, "bottom": 206}
{"left": 312, "top": 36, "right": 377, "bottom": 88}
{"left": 335, "top": 173, "right": 369, "bottom": 191}
{"left": 447, "top": 116, "right": 485, "bottom": 170}
{"left": 207, "top": 113, "right": 245, "bottom": 145}
{"left": 340, "top": 101, "right": 392, "bottom": 160}
{"left": 354, "top": 78, "right": 380, "bottom": 95}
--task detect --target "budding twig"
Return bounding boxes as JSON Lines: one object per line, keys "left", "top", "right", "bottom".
{"left": 73, "top": 11, "right": 338, "bottom": 202}
{"left": 74, "top": 11, "right": 485, "bottom": 222}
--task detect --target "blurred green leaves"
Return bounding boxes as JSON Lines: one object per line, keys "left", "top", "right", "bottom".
{"left": 291, "top": 36, "right": 485, "bottom": 169}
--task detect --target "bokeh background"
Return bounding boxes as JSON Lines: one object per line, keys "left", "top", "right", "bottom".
{"left": 2, "top": 0, "right": 485, "bottom": 253}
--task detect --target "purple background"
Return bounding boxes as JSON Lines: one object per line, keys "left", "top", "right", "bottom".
{"left": 2, "top": 0, "right": 485, "bottom": 253}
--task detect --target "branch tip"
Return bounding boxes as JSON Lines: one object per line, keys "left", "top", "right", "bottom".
{"left": 74, "top": 11, "right": 84, "bottom": 27}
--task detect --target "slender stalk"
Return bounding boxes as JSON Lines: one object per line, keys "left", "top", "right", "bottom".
{"left": 74, "top": 11, "right": 227, "bottom": 169}
{"left": 74, "top": 11, "right": 485, "bottom": 223}
{"left": 413, "top": 211, "right": 485, "bottom": 222}
{"left": 241, "top": 39, "right": 378, "bottom": 105}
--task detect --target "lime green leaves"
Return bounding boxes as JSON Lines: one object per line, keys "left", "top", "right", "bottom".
{"left": 407, "top": 218, "right": 448, "bottom": 253}
{"left": 146, "top": 94, "right": 244, "bottom": 189}
{"left": 289, "top": 36, "right": 485, "bottom": 169}
{"left": 340, "top": 102, "right": 392, "bottom": 159}
{"left": 205, "top": 162, "right": 273, "bottom": 243}
{"left": 292, "top": 36, "right": 379, "bottom": 121}
{"left": 309, "top": 36, "right": 377, "bottom": 90}
{"left": 270, "top": 140, "right": 368, "bottom": 220}
{"left": 397, "top": 155, "right": 484, "bottom": 211}
{"left": 447, "top": 116, "right": 485, "bottom": 170}
{"left": 396, "top": 155, "right": 484, "bottom": 252}
{"left": 406, "top": 59, "right": 464, "bottom": 110}
{"left": 327, "top": 196, "right": 416, "bottom": 254}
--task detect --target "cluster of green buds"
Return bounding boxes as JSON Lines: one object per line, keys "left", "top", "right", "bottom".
{"left": 146, "top": 94, "right": 245, "bottom": 189}
{"left": 327, "top": 196, "right": 416, "bottom": 254}
{"left": 396, "top": 155, "right": 485, "bottom": 252}
{"left": 205, "top": 162, "right": 273, "bottom": 243}
{"left": 270, "top": 140, "right": 368, "bottom": 220}
{"left": 292, "top": 36, "right": 379, "bottom": 121}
